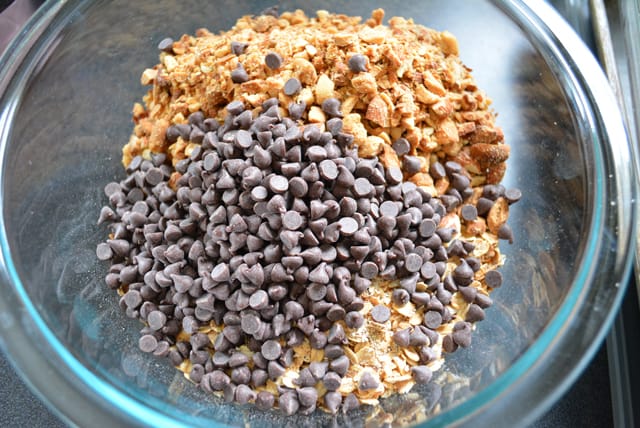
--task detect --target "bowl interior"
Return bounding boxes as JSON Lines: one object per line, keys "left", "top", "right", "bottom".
{"left": 1, "top": 0, "right": 593, "bottom": 426}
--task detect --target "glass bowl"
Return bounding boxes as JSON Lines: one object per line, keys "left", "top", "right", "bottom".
{"left": 0, "top": 1, "right": 636, "bottom": 427}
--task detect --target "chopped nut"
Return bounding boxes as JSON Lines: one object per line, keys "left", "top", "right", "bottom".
{"left": 351, "top": 73, "right": 378, "bottom": 95}
{"left": 487, "top": 197, "right": 509, "bottom": 234}
{"left": 308, "top": 106, "right": 326, "bottom": 123}
{"left": 366, "top": 95, "right": 391, "bottom": 127}
{"left": 315, "top": 74, "right": 335, "bottom": 104}
{"left": 141, "top": 68, "right": 158, "bottom": 85}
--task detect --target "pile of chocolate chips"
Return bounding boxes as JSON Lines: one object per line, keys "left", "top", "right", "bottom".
{"left": 96, "top": 98, "right": 517, "bottom": 415}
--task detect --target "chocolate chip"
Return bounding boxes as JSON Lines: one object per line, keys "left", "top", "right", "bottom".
{"left": 261, "top": 340, "right": 282, "bottom": 361}
{"left": 392, "top": 138, "right": 411, "bottom": 156}
{"left": 265, "top": 52, "right": 283, "bottom": 69}
{"left": 475, "top": 293, "right": 493, "bottom": 309}
{"left": 344, "top": 311, "right": 364, "bottom": 329}
{"left": 360, "top": 261, "right": 378, "bottom": 279}
{"left": 231, "top": 63, "right": 249, "bottom": 83}
{"left": 279, "top": 391, "right": 299, "bottom": 416}
{"left": 370, "top": 305, "right": 391, "bottom": 323}
{"left": 230, "top": 41, "right": 248, "bottom": 56}
{"left": 139, "top": 334, "right": 158, "bottom": 353}
{"left": 424, "top": 311, "right": 442, "bottom": 329}
{"left": 240, "top": 313, "right": 261, "bottom": 335}
{"left": 465, "top": 303, "right": 485, "bottom": 322}
{"left": 452, "top": 321, "right": 472, "bottom": 347}
{"left": 339, "top": 51, "right": 367, "bottom": 73}
{"left": 288, "top": 101, "right": 306, "bottom": 120}
{"left": 255, "top": 391, "right": 274, "bottom": 410}
{"left": 460, "top": 204, "right": 477, "bottom": 221}
{"left": 321, "top": 98, "right": 342, "bottom": 118}
{"left": 207, "top": 370, "right": 231, "bottom": 391}
{"left": 403, "top": 155, "right": 422, "bottom": 175}
{"left": 329, "top": 355, "right": 350, "bottom": 376}
{"left": 484, "top": 269, "right": 503, "bottom": 288}
{"left": 157, "top": 37, "right": 174, "bottom": 53}
{"left": 324, "top": 391, "right": 342, "bottom": 414}
{"left": 358, "top": 370, "right": 379, "bottom": 391}
{"left": 310, "top": 330, "right": 327, "bottom": 349}
{"left": 392, "top": 328, "right": 411, "bottom": 347}
{"left": 96, "top": 243, "right": 113, "bottom": 261}
{"left": 235, "top": 384, "right": 256, "bottom": 404}
{"left": 404, "top": 253, "right": 423, "bottom": 273}
{"left": 504, "top": 188, "right": 522, "bottom": 204}
{"left": 453, "top": 259, "right": 474, "bottom": 286}
{"left": 283, "top": 78, "right": 302, "bottom": 96}
{"left": 297, "top": 386, "right": 318, "bottom": 408}
{"left": 411, "top": 365, "right": 433, "bottom": 384}
{"left": 268, "top": 175, "right": 289, "bottom": 193}
{"left": 498, "top": 223, "right": 514, "bottom": 243}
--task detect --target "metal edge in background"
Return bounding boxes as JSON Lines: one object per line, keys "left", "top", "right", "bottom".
{"left": 590, "top": 1, "right": 640, "bottom": 427}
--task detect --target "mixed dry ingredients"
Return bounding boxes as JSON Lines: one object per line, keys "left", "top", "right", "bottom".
{"left": 96, "top": 8, "right": 519, "bottom": 417}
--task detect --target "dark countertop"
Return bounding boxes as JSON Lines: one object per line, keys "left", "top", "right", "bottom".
{"left": 0, "top": 1, "right": 622, "bottom": 427}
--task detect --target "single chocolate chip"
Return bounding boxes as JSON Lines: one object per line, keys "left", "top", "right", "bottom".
{"left": 451, "top": 173, "right": 470, "bottom": 191}
{"left": 344, "top": 311, "right": 364, "bottom": 329}
{"left": 403, "top": 156, "right": 422, "bottom": 175}
{"left": 404, "top": 253, "right": 423, "bottom": 273}
{"left": 207, "top": 370, "right": 231, "bottom": 391}
{"left": 250, "top": 391, "right": 273, "bottom": 411}
{"left": 485, "top": 269, "right": 503, "bottom": 288}
{"left": 453, "top": 259, "right": 474, "bottom": 286}
{"left": 386, "top": 167, "right": 403, "bottom": 185}
{"left": 465, "top": 303, "right": 485, "bottom": 322}
{"left": 324, "top": 391, "right": 342, "bottom": 414}
{"left": 230, "top": 41, "right": 248, "bottom": 56}
{"left": 476, "top": 197, "right": 494, "bottom": 216}
{"left": 424, "top": 311, "right": 442, "bottom": 329}
{"left": 279, "top": 391, "right": 299, "bottom": 416}
{"left": 461, "top": 204, "right": 478, "bottom": 221}
{"left": 419, "top": 219, "right": 437, "bottom": 237}
{"left": 392, "top": 138, "right": 411, "bottom": 156}
{"left": 391, "top": 288, "right": 410, "bottom": 306}
{"left": 475, "top": 293, "right": 493, "bottom": 309}
{"left": 409, "top": 328, "right": 429, "bottom": 346}
{"left": 265, "top": 52, "right": 283, "bottom": 69}
{"left": 235, "top": 384, "right": 256, "bottom": 404}
{"left": 329, "top": 355, "right": 350, "bottom": 376}
{"left": 321, "top": 98, "right": 342, "bottom": 118}
{"left": 452, "top": 321, "right": 472, "bottom": 347}
{"left": 411, "top": 365, "right": 433, "bottom": 384}
{"left": 347, "top": 54, "right": 368, "bottom": 73}
{"left": 261, "top": 340, "right": 282, "bottom": 361}
{"left": 371, "top": 305, "right": 391, "bottom": 323}
{"left": 358, "top": 370, "right": 379, "bottom": 391}
{"left": 327, "top": 323, "right": 346, "bottom": 344}
{"left": 319, "top": 159, "right": 339, "bottom": 180}
{"left": 288, "top": 101, "right": 306, "bottom": 120}
{"left": 498, "top": 223, "right": 514, "bottom": 243}
{"left": 139, "top": 334, "right": 158, "bottom": 353}
{"left": 231, "top": 366, "right": 251, "bottom": 385}
{"left": 249, "top": 290, "right": 269, "bottom": 310}
{"left": 96, "top": 243, "right": 113, "bottom": 261}
{"left": 157, "top": 37, "right": 174, "bottom": 53}
{"left": 392, "top": 328, "right": 411, "bottom": 347}
{"left": 269, "top": 175, "right": 289, "bottom": 193}
{"left": 297, "top": 386, "right": 318, "bottom": 408}
{"left": 240, "top": 313, "right": 261, "bottom": 335}
{"left": 378, "top": 201, "right": 398, "bottom": 218}
{"left": 360, "top": 261, "right": 379, "bottom": 279}
{"left": 283, "top": 78, "right": 302, "bottom": 96}
{"left": 505, "top": 188, "right": 522, "bottom": 204}
{"left": 231, "top": 63, "right": 249, "bottom": 83}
